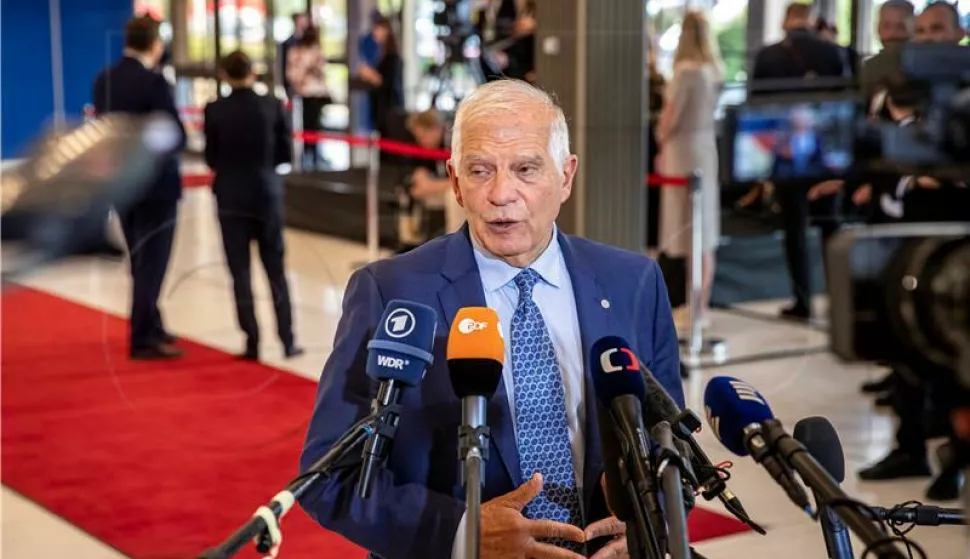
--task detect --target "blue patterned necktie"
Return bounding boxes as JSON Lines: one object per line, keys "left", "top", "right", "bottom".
{"left": 510, "top": 268, "right": 583, "bottom": 545}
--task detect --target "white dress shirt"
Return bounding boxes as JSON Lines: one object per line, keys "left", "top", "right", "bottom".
{"left": 452, "top": 227, "right": 587, "bottom": 558}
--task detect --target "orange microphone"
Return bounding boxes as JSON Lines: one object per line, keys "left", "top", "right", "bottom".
{"left": 446, "top": 307, "right": 504, "bottom": 559}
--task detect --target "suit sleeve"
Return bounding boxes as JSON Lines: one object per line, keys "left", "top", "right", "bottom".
{"left": 299, "top": 268, "right": 465, "bottom": 559}
{"left": 751, "top": 49, "right": 769, "bottom": 82}
{"left": 149, "top": 74, "right": 187, "bottom": 153}
{"left": 637, "top": 259, "right": 686, "bottom": 409}
{"left": 273, "top": 99, "right": 292, "bottom": 167}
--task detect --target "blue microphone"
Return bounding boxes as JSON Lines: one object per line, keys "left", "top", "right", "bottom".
{"left": 589, "top": 336, "right": 664, "bottom": 559}
{"left": 703, "top": 376, "right": 812, "bottom": 515}
{"left": 358, "top": 300, "right": 437, "bottom": 499}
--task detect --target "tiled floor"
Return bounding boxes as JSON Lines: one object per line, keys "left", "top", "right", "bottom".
{"left": 2, "top": 189, "right": 966, "bottom": 558}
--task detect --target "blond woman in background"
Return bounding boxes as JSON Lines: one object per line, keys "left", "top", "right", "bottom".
{"left": 657, "top": 10, "right": 724, "bottom": 331}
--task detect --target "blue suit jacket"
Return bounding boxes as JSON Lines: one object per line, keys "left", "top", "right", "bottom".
{"left": 299, "top": 227, "right": 685, "bottom": 559}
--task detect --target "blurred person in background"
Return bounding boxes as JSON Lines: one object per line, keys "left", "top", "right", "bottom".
{"left": 657, "top": 10, "right": 723, "bottom": 332}
{"left": 287, "top": 24, "right": 331, "bottom": 170}
{"left": 92, "top": 15, "right": 186, "bottom": 360}
{"left": 381, "top": 108, "right": 460, "bottom": 250}
{"left": 814, "top": 17, "right": 859, "bottom": 76}
{"left": 280, "top": 12, "right": 310, "bottom": 98}
{"left": 861, "top": 0, "right": 915, "bottom": 116}
{"left": 357, "top": 16, "right": 404, "bottom": 136}
{"left": 355, "top": 9, "right": 385, "bottom": 131}
{"left": 750, "top": 2, "right": 848, "bottom": 321}
{"left": 646, "top": 37, "right": 666, "bottom": 254}
{"left": 204, "top": 51, "right": 304, "bottom": 362}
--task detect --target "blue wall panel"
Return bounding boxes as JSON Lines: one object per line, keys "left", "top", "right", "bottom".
{"left": 1, "top": 0, "right": 131, "bottom": 158}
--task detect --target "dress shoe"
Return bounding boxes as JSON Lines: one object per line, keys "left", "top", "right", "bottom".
{"left": 861, "top": 373, "right": 896, "bottom": 394}
{"left": 284, "top": 345, "right": 306, "bottom": 359}
{"left": 238, "top": 349, "right": 259, "bottom": 361}
{"left": 162, "top": 333, "right": 178, "bottom": 345}
{"left": 858, "top": 450, "right": 932, "bottom": 481}
{"left": 925, "top": 466, "right": 963, "bottom": 501}
{"left": 780, "top": 302, "right": 812, "bottom": 321}
{"left": 130, "top": 343, "right": 184, "bottom": 360}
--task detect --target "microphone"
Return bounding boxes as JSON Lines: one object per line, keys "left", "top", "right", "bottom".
{"left": 869, "top": 506, "right": 966, "bottom": 526}
{"left": 446, "top": 307, "right": 505, "bottom": 559}
{"left": 705, "top": 377, "right": 908, "bottom": 559}
{"left": 589, "top": 336, "right": 666, "bottom": 559}
{"left": 357, "top": 300, "right": 437, "bottom": 499}
{"left": 703, "top": 376, "right": 813, "bottom": 516}
{"left": 793, "top": 417, "right": 853, "bottom": 559}
{"left": 636, "top": 361, "right": 763, "bottom": 533}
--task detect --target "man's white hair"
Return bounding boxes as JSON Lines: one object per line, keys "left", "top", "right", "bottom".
{"left": 450, "top": 79, "right": 571, "bottom": 176}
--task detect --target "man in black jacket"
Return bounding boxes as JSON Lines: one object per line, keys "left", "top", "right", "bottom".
{"left": 751, "top": 2, "right": 849, "bottom": 321}
{"left": 92, "top": 15, "right": 186, "bottom": 360}
{"left": 204, "top": 51, "right": 303, "bottom": 361}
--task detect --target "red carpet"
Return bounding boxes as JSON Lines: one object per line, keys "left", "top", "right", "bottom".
{"left": 1, "top": 288, "right": 750, "bottom": 559}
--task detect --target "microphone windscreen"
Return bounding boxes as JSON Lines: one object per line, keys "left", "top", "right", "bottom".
{"left": 703, "top": 376, "right": 775, "bottom": 457}
{"left": 589, "top": 336, "right": 647, "bottom": 407}
{"left": 639, "top": 362, "right": 683, "bottom": 427}
{"left": 793, "top": 416, "right": 846, "bottom": 483}
{"left": 365, "top": 299, "right": 438, "bottom": 387}
{"left": 447, "top": 307, "right": 504, "bottom": 399}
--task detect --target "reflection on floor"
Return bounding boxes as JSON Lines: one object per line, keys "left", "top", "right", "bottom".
{"left": 2, "top": 189, "right": 965, "bottom": 559}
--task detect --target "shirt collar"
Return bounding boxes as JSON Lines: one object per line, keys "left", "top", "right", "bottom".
{"left": 471, "top": 225, "right": 563, "bottom": 293}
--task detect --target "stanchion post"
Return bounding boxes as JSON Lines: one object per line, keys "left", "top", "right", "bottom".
{"left": 291, "top": 96, "right": 303, "bottom": 172}
{"left": 365, "top": 131, "right": 381, "bottom": 263}
{"left": 687, "top": 171, "right": 704, "bottom": 366}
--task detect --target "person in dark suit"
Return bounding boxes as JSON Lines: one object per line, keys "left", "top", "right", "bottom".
{"left": 92, "top": 15, "right": 186, "bottom": 360}
{"left": 357, "top": 16, "right": 404, "bottom": 136}
{"left": 751, "top": 2, "right": 847, "bottom": 320}
{"left": 203, "top": 52, "right": 304, "bottom": 361}
{"left": 299, "top": 80, "right": 685, "bottom": 559}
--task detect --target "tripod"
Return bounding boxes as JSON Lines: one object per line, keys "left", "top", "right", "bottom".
{"left": 424, "top": 35, "right": 483, "bottom": 109}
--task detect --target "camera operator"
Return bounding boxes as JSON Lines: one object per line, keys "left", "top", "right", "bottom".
{"left": 380, "top": 108, "right": 460, "bottom": 251}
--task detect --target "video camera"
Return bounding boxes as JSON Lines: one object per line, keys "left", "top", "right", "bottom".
{"left": 431, "top": 0, "right": 476, "bottom": 63}
{"left": 720, "top": 43, "right": 970, "bottom": 186}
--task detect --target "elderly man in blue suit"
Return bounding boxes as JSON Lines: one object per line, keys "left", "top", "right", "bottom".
{"left": 300, "top": 79, "right": 684, "bottom": 559}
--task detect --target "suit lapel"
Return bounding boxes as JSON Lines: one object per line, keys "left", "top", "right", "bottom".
{"left": 438, "top": 228, "right": 522, "bottom": 487}
{"left": 558, "top": 233, "right": 612, "bottom": 516}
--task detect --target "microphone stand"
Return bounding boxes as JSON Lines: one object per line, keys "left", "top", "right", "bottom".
{"left": 652, "top": 421, "right": 691, "bottom": 559}
{"left": 196, "top": 414, "right": 378, "bottom": 559}
{"left": 761, "top": 419, "right": 907, "bottom": 559}
{"left": 458, "top": 397, "right": 490, "bottom": 559}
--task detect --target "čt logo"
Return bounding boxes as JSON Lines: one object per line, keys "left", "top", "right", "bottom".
{"left": 600, "top": 347, "right": 639, "bottom": 373}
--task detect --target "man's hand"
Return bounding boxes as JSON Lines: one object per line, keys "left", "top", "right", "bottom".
{"left": 585, "top": 517, "right": 628, "bottom": 559}
{"left": 915, "top": 176, "right": 941, "bottom": 189}
{"left": 481, "top": 473, "right": 586, "bottom": 559}
{"left": 852, "top": 184, "right": 872, "bottom": 205}
{"left": 807, "top": 179, "right": 844, "bottom": 201}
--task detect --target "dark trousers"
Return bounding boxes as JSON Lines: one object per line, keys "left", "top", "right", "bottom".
{"left": 777, "top": 185, "right": 840, "bottom": 310}
{"left": 119, "top": 200, "right": 178, "bottom": 352}
{"left": 301, "top": 96, "right": 328, "bottom": 168}
{"left": 894, "top": 367, "right": 957, "bottom": 457}
{"left": 217, "top": 201, "right": 294, "bottom": 350}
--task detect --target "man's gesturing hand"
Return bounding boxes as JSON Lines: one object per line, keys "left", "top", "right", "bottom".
{"left": 480, "top": 473, "right": 586, "bottom": 559}
{"left": 585, "top": 517, "right": 628, "bottom": 559}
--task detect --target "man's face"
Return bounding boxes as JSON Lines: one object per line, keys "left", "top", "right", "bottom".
{"left": 294, "top": 14, "right": 309, "bottom": 35}
{"left": 448, "top": 109, "right": 577, "bottom": 267}
{"left": 915, "top": 6, "right": 964, "bottom": 44}
{"left": 878, "top": 7, "right": 913, "bottom": 45}
{"left": 149, "top": 38, "right": 166, "bottom": 66}
{"left": 413, "top": 125, "right": 443, "bottom": 149}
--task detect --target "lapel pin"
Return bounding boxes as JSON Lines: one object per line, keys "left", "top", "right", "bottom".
{"left": 601, "top": 299, "right": 610, "bottom": 309}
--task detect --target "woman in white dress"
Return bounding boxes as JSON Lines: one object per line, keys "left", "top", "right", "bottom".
{"left": 657, "top": 10, "right": 724, "bottom": 330}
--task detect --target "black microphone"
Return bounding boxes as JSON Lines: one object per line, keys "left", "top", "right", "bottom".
{"left": 636, "top": 361, "right": 763, "bottom": 533}
{"left": 793, "top": 417, "right": 853, "bottom": 559}
{"left": 705, "top": 377, "right": 907, "bottom": 559}
{"left": 869, "top": 505, "right": 966, "bottom": 526}
{"left": 357, "top": 300, "right": 437, "bottom": 499}
{"left": 590, "top": 336, "right": 665, "bottom": 559}
{"left": 704, "top": 376, "right": 813, "bottom": 516}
